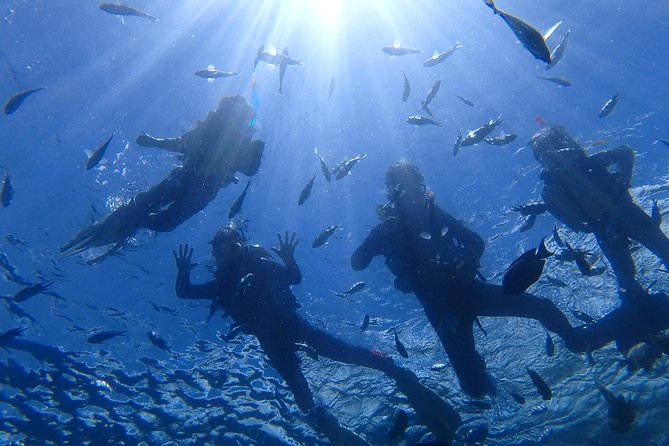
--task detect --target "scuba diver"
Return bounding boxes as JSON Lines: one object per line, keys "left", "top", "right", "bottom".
{"left": 351, "top": 161, "right": 587, "bottom": 399}
{"left": 518, "top": 126, "right": 669, "bottom": 300}
{"left": 61, "top": 95, "right": 265, "bottom": 263}
{"left": 173, "top": 225, "right": 461, "bottom": 445}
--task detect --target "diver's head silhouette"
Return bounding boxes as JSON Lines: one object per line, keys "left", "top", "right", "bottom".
{"left": 385, "top": 161, "right": 425, "bottom": 199}
{"left": 211, "top": 225, "right": 245, "bottom": 265}
{"left": 530, "top": 126, "right": 586, "bottom": 169}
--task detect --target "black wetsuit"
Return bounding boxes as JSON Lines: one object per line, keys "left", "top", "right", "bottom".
{"left": 531, "top": 127, "right": 669, "bottom": 297}
{"left": 352, "top": 200, "right": 583, "bottom": 398}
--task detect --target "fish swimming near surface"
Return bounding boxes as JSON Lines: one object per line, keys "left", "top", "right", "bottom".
{"left": 99, "top": 3, "right": 159, "bottom": 23}
{"left": 4, "top": 87, "right": 44, "bottom": 115}
{"left": 502, "top": 237, "right": 552, "bottom": 295}
{"left": 596, "top": 383, "right": 636, "bottom": 433}
{"left": 461, "top": 115, "right": 503, "bottom": 147}
{"left": 314, "top": 148, "right": 331, "bottom": 182}
{"left": 484, "top": 133, "right": 518, "bottom": 146}
{"left": 1, "top": 173, "right": 13, "bottom": 207}
{"left": 328, "top": 77, "right": 335, "bottom": 101}
{"left": 599, "top": 93, "right": 619, "bottom": 118}
{"left": 387, "top": 409, "right": 409, "bottom": 445}
{"left": 12, "top": 282, "right": 52, "bottom": 303}
{"left": 422, "top": 42, "right": 463, "bottom": 67}
{"left": 537, "top": 75, "right": 572, "bottom": 87}
{"left": 571, "top": 309, "right": 595, "bottom": 325}
{"left": 382, "top": 39, "right": 422, "bottom": 56}
{"left": 419, "top": 80, "right": 441, "bottom": 117}
{"left": 360, "top": 314, "right": 370, "bottom": 333}
{"left": 393, "top": 326, "right": 409, "bottom": 358}
{"left": 254, "top": 45, "right": 304, "bottom": 94}
{"left": 195, "top": 65, "right": 239, "bottom": 82}
{"left": 229, "top": 179, "right": 252, "bottom": 218}
{"left": 333, "top": 153, "right": 367, "bottom": 180}
{"left": 407, "top": 115, "right": 441, "bottom": 127}
{"left": 546, "top": 29, "right": 571, "bottom": 70}
{"left": 456, "top": 95, "right": 474, "bottom": 107}
{"left": 87, "top": 329, "right": 126, "bottom": 344}
{"left": 526, "top": 367, "right": 552, "bottom": 400}
{"left": 312, "top": 224, "right": 342, "bottom": 248}
{"left": 483, "top": 0, "right": 553, "bottom": 64}
{"left": 147, "top": 330, "right": 173, "bottom": 353}
{"left": 85, "top": 134, "right": 114, "bottom": 170}
{"left": 545, "top": 331, "right": 555, "bottom": 357}
{"left": 0, "top": 327, "right": 26, "bottom": 346}
{"left": 402, "top": 71, "right": 411, "bottom": 102}
{"left": 336, "top": 281, "right": 366, "bottom": 299}
{"left": 298, "top": 173, "right": 317, "bottom": 206}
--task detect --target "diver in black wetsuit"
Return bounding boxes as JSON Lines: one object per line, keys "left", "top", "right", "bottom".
{"left": 525, "top": 126, "right": 669, "bottom": 300}
{"left": 351, "top": 161, "right": 586, "bottom": 399}
{"left": 61, "top": 95, "right": 265, "bottom": 263}
{"left": 173, "top": 226, "right": 461, "bottom": 445}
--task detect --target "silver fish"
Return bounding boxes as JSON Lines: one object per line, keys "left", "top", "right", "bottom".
{"left": 4, "top": 87, "right": 44, "bottom": 115}
{"left": 537, "top": 75, "right": 571, "bottom": 87}
{"left": 407, "top": 115, "right": 441, "bottom": 127}
{"left": 484, "top": 133, "right": 518, "bottom": 146}
{"left": 229, "top": 179, "right": 252, "bottom": 218}
{"left": 456, "top": 95, "right": 474, "bottom": 107}
{"left": 99, "top": 3, "right": 159, "bottom": 22}
{"left": 334, "top": 153, "right": 367, "bottom": 180}
{"left": 195, "top": 66, "right": 239, "bottom": 79}
{"left": 314, "top": 148, "right": 331, "bottom": 182}
{"left": 453, "top": 129, "right": 464, "bottom": 155}
{"left": 599, "top": 93, "right": 619, "bottom": 118}
{"left": 419, "top": 80, "right": 441, "bottom": 117}
{"left": 461, "top": 115, "right": 503, "bottom": 147}
{"left": 312, "top": 224, "right": 342, "bottom": 248}
{"left": 423, "top": 42, "right": 463, "bottom": 67}
{"left": 1, "top": 173, "right": 13, "bottom": 207}
{"left": 336, "top": 281, "right": 366, "bottom": 298}
{"left": 401, "top": 71, "right": 410, "bottom": 102}
{"left": 298, "top": 173, "right": 317, "bottom": 206}
{"left": 382, "top": 43, "right": 422, "bottom": 56}
{"left": 484, "top": 0, "right": 552, "bottom": 63}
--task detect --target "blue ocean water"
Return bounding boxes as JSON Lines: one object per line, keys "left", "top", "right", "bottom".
{"left": 1, "top": 1, "right": 669, "bottom": 445}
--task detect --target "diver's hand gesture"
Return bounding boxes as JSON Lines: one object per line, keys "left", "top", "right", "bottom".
{"left": 173, "top": 244, "right": 198, "bottom": 273}
{"left": 272, "top": 230, "right": 299, "bottom": 265}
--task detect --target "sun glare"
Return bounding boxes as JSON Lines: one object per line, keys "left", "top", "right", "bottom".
{"left": 311, "top": 0, "right": 344, "bottom": 26}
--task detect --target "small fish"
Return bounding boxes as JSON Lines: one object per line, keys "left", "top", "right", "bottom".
{"left": 147, "top": 330, "right": 173, "bottom": 353}
{"left": 229, "top": 179, "right": 252, "bottom": 218}
{"left": 564, "top": 241, "right": 592, "bottom": 276}
{"left": 312, "top": 224, "right": 342, "bottom": 248}
{"left": 4, "top": 87, "right": 44, "bottom": 115}
{"left": 298, "top": 174, "right": 317, "bottom": 206}
{"left": 651, "top": 199, "right": 662, "bottom": 226}
{"left": 453, "top": 129, "right": 464, "bottom": 155}
{"left": 599, "top": 93, "right": 619, "bottom": 118}
{"left": 623, "top": 342, "right": 662, "bottom": 373}
{"left": 537, "top": 75, "right": 572, "bottom": 87}
{"left": 85, "top": 134, "right": 114, "bottom": 170}
{"left": 407, "top": 115, "right": 441, "bottom": 127}
{"left": 195, "top": 65, "right": 239, "bottom": 81}
{"left": 483, "top": 0, "right": 553, "bottom": 64}
{"left": 456, "top": 95, "right": 474, "bottom": 107}
{"left": 545, "top": 331, "right": 555, "bottom": 357}
{"left": 334, "top": 153, "right": 367, "bottom": 180}
{"left": 336, "top": 281, "right": 366, "bottom": 299}
{"left": 328, "top": 77, "right": 335, "bottom": 101}
{"left": 656, "top": 139, "right": 669, "bottom": 149}
{"left": 254, "top": 46, "right": 304, "bottom": 94}
{"left": 87, "top": 329, "right": 126, "bottom": 344}
{"left": 419, "top": 80, "right": 441, "bottom": 117}
{"left": 314, "top": 148, "right": 331, "bottom": 182}
{"left": 552, "top": 225, "right": 564, "bottom": 248}
{"left": 12, "top": 282, "right": 52, "bottom": 303}
{"left": 422, "top": 42, "right": 463, "bottom": 67}
{"left": 461, "top": 115, "right": 503, "bottom": 147}
{"left": 360, "top": 314, "right": 370, "bottom": 333}
{"left": 382, "top": 40, "right": 422, "bottom": 56}
{"left": 295, "top": 342, "right": 319, "bottom": 360}
{"left": 387, "top": 409, "right": 409, "bottom": 444}
{"left": 393, "top": 326, "right": 409, "bottom": 358}
{"left": 596, "top": 383, "right": 636, "bottom": 433}
{"left": 99, "top": 2, "right": 159, "bottom": 23}
{"left": 1, "top": 174, "right": 13, "bottom": 207}
{"left": 507, "top": 388, "right": 526, "bottom": 404}
{"left": 0, "top": 327, "right": 26, "bottom": 346}
{"left": 484, "top": 133, "right": 518, "bottom": 146}
{"left": 518, "top": 214, "right": 537, "bottom": 233}
{"left": 502, "top": 237, "right": 552, "bottom": 295}
{"left": 546, "top": 29, "right": 571, "bottom": 70}
{"left": 571, "top": 309, "right": 595, "bottom": 324}
{"left": 526, "top": 367, "right": 552, "bottom": 400}
{"left": 401, "top": 71, "right": 411, "bottom": 102}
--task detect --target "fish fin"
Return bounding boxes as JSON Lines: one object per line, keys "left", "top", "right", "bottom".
{"left": 418, "top": 231, "right": 432, "bottom": 240}
{"left": 207, "top": 64, "right": 215, "bottom": 70}
{"left": 84, "top": 149, "right": 93, "bottom": 159}
{"left": 393, "top": 38, "right": 400, "bottom": 48}
{"left": 431, "top": 49, "right": 439, "bottom": 58}
{"left": 537, "top": 237, "right": 553, "bottom": 259}
{"left": 543, "top": 20, "right": 562, "bottom": 41}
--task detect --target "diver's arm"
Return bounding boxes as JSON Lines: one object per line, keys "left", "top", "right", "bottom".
{"left": 136, "top": 132, "right": 184, "bottom": 153}
{"left": 270, "top": 231, "right": 302, "bottom": 285}
{"left": 589, "top": 146, "right": 634, "bottom": 188}
{"left": 351, "top": 224, "right": 385, "bottom": 271}
{"left": 173, "top": 244, "right": 217, "bottom": 299}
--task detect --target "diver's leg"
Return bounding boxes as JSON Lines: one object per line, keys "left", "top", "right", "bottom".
{"left": 472, "top": 283, "right": 586, "bottom": 353}
{"left": 618, "top": 204, "right": 669, "bottom": 267}
{"left": 594, "top": 229, "right": 644, "bottom": 297}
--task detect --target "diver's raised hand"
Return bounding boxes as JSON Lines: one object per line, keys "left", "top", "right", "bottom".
{"left": 173, "top": 244, "right": 198, "bottom": 273}
{"left": 272, "top": 230, "right": 299, "bottom": 265}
